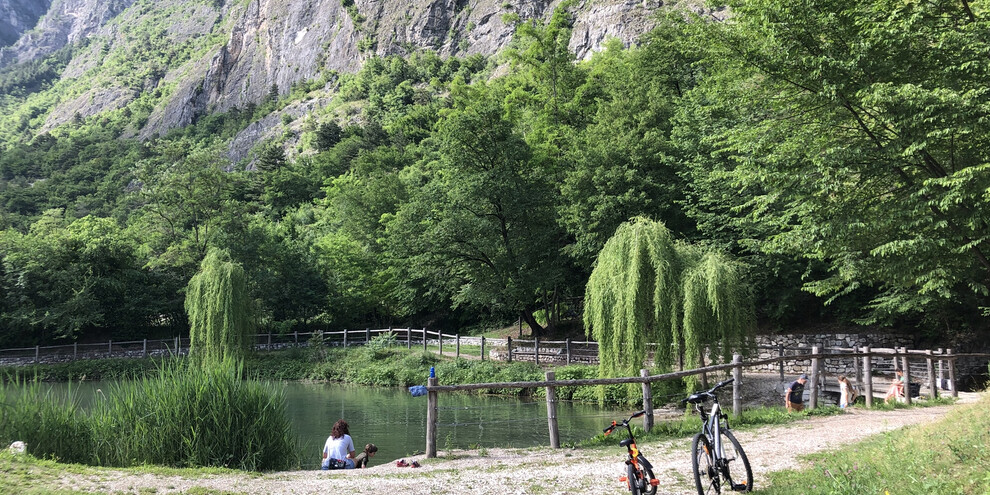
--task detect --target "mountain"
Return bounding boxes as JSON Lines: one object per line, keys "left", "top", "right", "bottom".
{"left": 0, "top": 0, "right": 669, "bottom": 153}
{"left": 0, "top": 0, "right": 53, "bottom": 48}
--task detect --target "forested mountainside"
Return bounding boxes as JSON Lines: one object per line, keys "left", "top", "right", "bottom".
{"left": 1, "top": 0, "right": 989, "bottom": 351}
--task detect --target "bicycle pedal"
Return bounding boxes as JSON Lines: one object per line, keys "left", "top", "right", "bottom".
{"left": 731, "top": 482, "right": 748, "bottom": 491}
{"left": 649, "top": 479, "right": 659, "bottom": 487}
{"left": 619, "top": 476, "right": 628, "bottom": 482}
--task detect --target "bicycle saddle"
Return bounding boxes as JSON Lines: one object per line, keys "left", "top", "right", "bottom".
{"left": 619, "top": 438, "right": 633, "bottom": 447}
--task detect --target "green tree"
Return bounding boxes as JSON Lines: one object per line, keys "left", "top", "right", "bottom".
{"left": 135, "top": 138, "right": 233, "bottom": 269}
{"left": 185, "top": 248, "right": 254, "bottom": 365}
{"left": 386, "top": 86, "right": 567, "bottom": 335}
{"left": 685, "top": 0, "right": 990, "bottom": 329}
{"left": 584, "top": 217, "right": 753, "bottom": 382}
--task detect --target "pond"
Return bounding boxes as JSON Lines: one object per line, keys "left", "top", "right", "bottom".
{"left": 24, "top": 381, "right": 626, "bottom": 469}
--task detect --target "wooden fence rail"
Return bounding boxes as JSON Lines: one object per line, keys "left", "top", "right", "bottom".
{"left": 420, "top": 348, "right": 990, "bottom": 458}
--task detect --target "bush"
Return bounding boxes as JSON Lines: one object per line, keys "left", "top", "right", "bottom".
{"left": 0, "top": 362, "right": 298, "bottom": 471}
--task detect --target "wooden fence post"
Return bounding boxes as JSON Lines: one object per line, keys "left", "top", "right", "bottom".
{"left": 108, "top": 340, "right": 113, "bottom": 358}
{"left": 535, "top": 337, "right": 540, "bottom": 365}
{"left": 481, "top": 336, "right": 486, "bottom": 361}
{"left": 407, "top": 328, "right": 412, "bottom": 349}
{"left": 344, "top": 329, "right": 348, "bottom": 348}
{"left": 926, "top": 349, "right": 936, "bottom": 399}
{"left": 426, "top": 376, "right": 438, "bottom": 458}
{"left": 936, "top": 348, "right": 944, "bottom": 390}
{"left": 174, "top": 336, "right": 179, "bottom": 356}
{"left": 294, "top": 331, "right": 298, "bottom": 345}
{"left": 809, "top": 345, "right": 820, "bottom": 409}
{"left": 439, "top": 332, "right": 444, "bottom": 356}
{"left": 423, "top": 328, "right": 428, "bottom": 352}
{"left": 640, "top": 369, "right": 654, "bottom": 433}
{"left": 35, "top": 345, "right": 39, "bottom": 363}
{"left": 545, "top": 371, "right": 560, "bottom": 448}
{"left": 853, "top": 348, "right": 861, "bottom": 385}
{"left": 947, "top": 348, "right": 958, "bottom": 398}
{"left": 507, "top": 336, "right": 513, "bottom": 363}
{"left": 456, "top": 334, "right": 461, "bottom": 358}
{"left": 566, "top": 338, "right": 571, "bottom": 364}
{"left": 267, "top": 332, "right": 272, "bottom": 348}
{"left": 862, "top": 346, "right": 873, "bottom": 408}
{"left": 143, "top": 339, "right": 148, "bottom": 358}
{"left": 732, "top": 354, "right": 742, "bottom": 418}
{"left": 778, "top": 343, "right": 785, "bottom": 381}
{"left": 73, "top": 342, "right": 77, "bottom": 361}
{"left": 901, "top": 347, "right": 912, "bottom": 405}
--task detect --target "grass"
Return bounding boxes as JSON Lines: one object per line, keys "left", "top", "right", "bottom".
{"left": 0, "top": 361, "right": 297, "bottom": 471}
{"left": 754, "top": 393, "right": 989, "bottom": 495}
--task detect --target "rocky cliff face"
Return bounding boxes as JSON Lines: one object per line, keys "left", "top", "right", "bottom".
{"left": 0, "top": 0, "right": 52, "bottom": 48}
{"left": 4, "top": 0, "right": 665, "bottom": 143}
{"left": 0, "top": 0, "right": 134, "bottom": 67}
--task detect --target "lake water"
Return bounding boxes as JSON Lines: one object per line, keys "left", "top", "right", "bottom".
{"left": 22, "top": 381, "right": 626, "bottom": 469}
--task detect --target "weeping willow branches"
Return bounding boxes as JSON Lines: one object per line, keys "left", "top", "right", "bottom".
{"left": 185, "top": 248, "right": 254, "bottom": 366}
{"left": 584, "top": 217, "right": 754, "bottom": 381}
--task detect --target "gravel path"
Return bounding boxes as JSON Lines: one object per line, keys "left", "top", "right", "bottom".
{"left": 50, "top": 391, "right": 980, "bottom": 495}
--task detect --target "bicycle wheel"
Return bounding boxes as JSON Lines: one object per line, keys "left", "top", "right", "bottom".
{"left": 719, "top": 430, "right": 753, "bottom": 492}
{"left": 626, "top": 463, "right": 641, "bottom": 495}
{"left": 692, "top": 433, "right": 720, "bottom": 494}
{"left": 640, "top": 465, "right": 657, "bottom": 495}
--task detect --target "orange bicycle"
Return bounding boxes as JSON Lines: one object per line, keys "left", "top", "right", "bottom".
{"left": 604, "top": 410, "right": 659, "bottom": 495}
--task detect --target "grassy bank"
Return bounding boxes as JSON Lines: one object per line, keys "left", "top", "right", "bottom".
{"left": 0, "top": 362, "right": 296, "bottom": 471}
{"left": 754, "top": 393, "right": 990, "bottom": 495}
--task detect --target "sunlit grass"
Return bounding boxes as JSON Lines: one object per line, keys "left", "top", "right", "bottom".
{"left": 754, "top": 393, "right": 989, "bottom": 494}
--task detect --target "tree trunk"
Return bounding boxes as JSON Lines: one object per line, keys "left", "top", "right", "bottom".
{"left": 521, "top": 309, "right": 545, "bottom": 337}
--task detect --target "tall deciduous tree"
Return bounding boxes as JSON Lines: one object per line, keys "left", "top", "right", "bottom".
{"left": 684, "top": 0, "right": 990, "bottom": 329}
{"left": 584, "top": 217, "right": 753, "bottom": 381}
{"left": 185, "top": 248, "right": 254, "bottom": 365}
{"left": 386, "top": 85, "right": 567, "bottom": 335}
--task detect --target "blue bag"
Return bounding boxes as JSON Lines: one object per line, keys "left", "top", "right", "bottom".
{"left": 408, "top": 385, "right": 428, "bottom": 397}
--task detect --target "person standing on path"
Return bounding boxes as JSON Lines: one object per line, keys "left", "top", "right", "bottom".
{"left": 837, "top": 374, "right": 857, "bottom": 408}
{"left": 785, "top": 374, "right": 809, "bottom": 412}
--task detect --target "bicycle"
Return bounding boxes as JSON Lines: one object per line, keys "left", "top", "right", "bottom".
{"left": 603, "top": 410, "right": 659, "bottom": 495}
{"left": 682, "top": 378, "right": 753, "bottom": 494}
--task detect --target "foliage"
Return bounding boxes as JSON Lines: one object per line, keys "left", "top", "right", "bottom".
{"left": 584, "top": 217, "right": 754, "bottom": 387}
{"left": 3, "top": 0, "right": 990, "bottom": 347}
{"left": 185, "top": 249, "right": 254, "bottom": 365}
{"left": 0, "top": 363, "right": 298, "bottom": 471}
{"left": 682, "top": 0, "right": 990, "bottom": 328}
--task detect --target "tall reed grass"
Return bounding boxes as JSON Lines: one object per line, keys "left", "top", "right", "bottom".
{"left": 0, "top": 361, "right": 297, "bottom": 471}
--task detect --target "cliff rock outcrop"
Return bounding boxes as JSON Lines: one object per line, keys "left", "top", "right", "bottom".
{"left": 3, "top": 0, "right": 667, "bottom": 148}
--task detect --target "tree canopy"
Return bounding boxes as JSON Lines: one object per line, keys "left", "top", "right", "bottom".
{"left": 185, "top": 248, "right": 254, "bottom": 365}
{"left": 584, "top": 217, "right": 753, "bottom": 380}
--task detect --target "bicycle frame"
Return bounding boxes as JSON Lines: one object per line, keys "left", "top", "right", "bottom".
{"left": 605, "top": 411, "right": 658, "bottom": 494}
{"left": 698, "top": 400, "right": 728, "bottom": 468}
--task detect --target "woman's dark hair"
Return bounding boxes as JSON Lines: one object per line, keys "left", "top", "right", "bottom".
{"left": 331, "top": 419, "right": 350, "bottom": 439}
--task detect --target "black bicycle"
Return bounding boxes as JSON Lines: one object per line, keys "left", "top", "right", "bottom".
{"left": 604, "top": 410, "right": 659, "bottom": 495}
{"left": 683, "top": 378, "right": 753, "bottom": 494}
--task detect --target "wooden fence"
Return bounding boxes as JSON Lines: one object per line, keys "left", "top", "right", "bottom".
{"left": 420, "top": 346, "right": 990, "bottom": 458}
{"left": 0, "top": 328, "right": 602, "bottom": 366}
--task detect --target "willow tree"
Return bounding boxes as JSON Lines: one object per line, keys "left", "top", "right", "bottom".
{"left": 584, "top": 217, "right": 753, "bottom": 381}
{"left": 185, "top": 249, "right": 254, "bottom": 366}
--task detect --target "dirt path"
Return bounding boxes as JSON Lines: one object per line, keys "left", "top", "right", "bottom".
{"left": 48, "top": 391, "right": 980, "bottom": 495}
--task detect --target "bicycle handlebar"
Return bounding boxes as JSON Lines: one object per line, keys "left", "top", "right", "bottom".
{"left": 603, "top": 410, "right": 647, "bottom": 434}
{"left": 682, "top": 378, "right": 735, "bottom": 405}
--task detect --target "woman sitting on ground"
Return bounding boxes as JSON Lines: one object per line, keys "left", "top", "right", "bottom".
{"left": 322, "top": 419, "right": 356, "bottom": 470}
